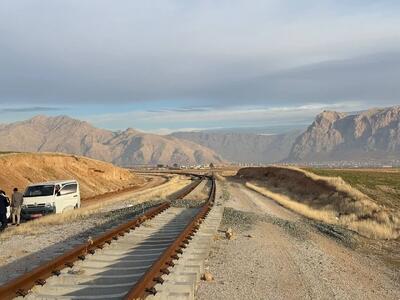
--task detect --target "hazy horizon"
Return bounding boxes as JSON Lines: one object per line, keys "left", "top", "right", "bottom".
{"left": 1, "top": 105, "right": 398, "bottom": 135}
{"left": 1, "top": 1, "right": 399, "bottom": 132}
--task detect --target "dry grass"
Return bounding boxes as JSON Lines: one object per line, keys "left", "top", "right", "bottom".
{"left": 246, "top": 183, "right": 337, "bottom": 223}
{"left": 304, "top": 168, "right": 400, "bottom": 210}
{"left": 218, "top": 169, "right": 239, "bottom": 177}
{"left": 239, "top": 166, "right": 400, "bottom": 240}
{"left": 1, "top": 206, "right": 104, "bottom": 237}
{"left": 214, "top": 172, "right": 227, "bottom": 182}
{"left": 246, "top": 183, "right": 398, "bottom": 239}
{"left": 0, "top": 175, "right": 191, "bottom": 239}
{"left": 281, "top": 166, "right": 370, "bottom": 201}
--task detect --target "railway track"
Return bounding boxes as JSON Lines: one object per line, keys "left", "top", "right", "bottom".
{"left": 0, "top": 175, "right": 216, "bottom": 300}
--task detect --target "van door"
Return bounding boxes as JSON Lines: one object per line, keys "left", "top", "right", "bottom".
{"left": 57, "top": 183, "right": 78, "bottom": 212}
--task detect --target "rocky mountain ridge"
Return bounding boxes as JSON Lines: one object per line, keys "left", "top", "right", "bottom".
{"left": 287, "top": 106, "right": 400, "bottom": 161}
{"left": 1, "top": 106, "right": 399, "bottom": 166}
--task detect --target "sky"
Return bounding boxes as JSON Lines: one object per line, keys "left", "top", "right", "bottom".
{"left": 0, "top": 0, "right": 399, "bottom": 133}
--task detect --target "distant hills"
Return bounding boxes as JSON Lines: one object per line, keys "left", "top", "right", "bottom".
{"left": 0, "top": 115, "right": 223, "bottom": 166}
{"left": 172, "top": 106, "right": 400, "bottom": 164}
{"left": 287, "top": 106, "right": 400, "bottom": 162}
{"left": 0, "top": 106, "right": 399, "bottom": 166}
{"left": 171, "top": 131, "right": 301, "bottom": 163}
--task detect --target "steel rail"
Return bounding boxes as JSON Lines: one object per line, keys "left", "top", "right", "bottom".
{"left": 0, "top": 174, "right": 205, "bottom": 300}
{"left": 0, "top": 203, "right": 169, "bottom": 300}
{"left": 124, "top": 176, "right": 216, "bottom": 299}
{"left": 169, "top": 176, "right": 204, "bottom": 200}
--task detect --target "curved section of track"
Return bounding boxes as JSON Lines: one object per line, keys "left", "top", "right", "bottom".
{"left": 0, "top": 175, "right": 215, "bottom": 300}
{"left": 125, "top": 177, "right": 215, "bottom": 299}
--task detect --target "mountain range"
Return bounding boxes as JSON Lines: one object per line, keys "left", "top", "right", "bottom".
{"left": 0, "top": 115, "right": 223, "bottom": 166}
{"left": 171, "top": 131, "right": 301, "bottom": 163}
{"left": 0, "top": 106, "right": 399, "bottom": 165}
{"left": 287, "top": 106, "right": 400, "bottom": 162}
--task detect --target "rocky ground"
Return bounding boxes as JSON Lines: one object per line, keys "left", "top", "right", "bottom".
{"left": 197, "top": 180, "right": 400, "bottom": 300}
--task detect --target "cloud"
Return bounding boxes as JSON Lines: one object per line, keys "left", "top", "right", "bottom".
{"left": 0, "top": 106, "right": 64, "bottom": 113}
{"left": 202, "top": 52, "right": 400, "bottom": 105}
{"left": 139, "top": 127, "right": 215, "bottom": 135}
{"left": 0, "top": 1, "right": 399, "bottom": 107}
{"left": 87, "top": 101, "right": 365, "bottom": 130}
{"left": 147, "top": 107, "right": 210, "bottom": 113}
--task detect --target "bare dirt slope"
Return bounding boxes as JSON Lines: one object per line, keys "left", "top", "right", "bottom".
{"left": 237, "top": 166, "right": 400, "bottom": 239}
{"left": 197, "top": 180, "right": 400, "bottom": 299}
{"left": 0, "top": 152, "right": 145, "bottom": 199}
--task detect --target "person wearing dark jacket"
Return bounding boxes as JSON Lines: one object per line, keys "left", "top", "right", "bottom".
{"left": 0, "top": 190, "right": 10, "bottom": 231}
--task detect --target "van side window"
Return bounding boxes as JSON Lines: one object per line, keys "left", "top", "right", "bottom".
{"left": 60, "top": 184, "right": 77, "bottom": 195}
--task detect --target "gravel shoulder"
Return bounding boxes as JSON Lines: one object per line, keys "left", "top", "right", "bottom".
{"left": 197, "top": 180, "right": 400, "bottom": 300}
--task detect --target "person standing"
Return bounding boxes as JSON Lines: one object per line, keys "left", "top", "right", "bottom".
{"left": 0, "top": 190, "right": 10, "bottom": 231}
{"left": 11, "top": 188, "right": 23, "bottom": 226}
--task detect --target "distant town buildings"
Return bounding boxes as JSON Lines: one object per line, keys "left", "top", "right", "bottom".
{"left": 279, "top": 159, "right": 400, "bottom": 169}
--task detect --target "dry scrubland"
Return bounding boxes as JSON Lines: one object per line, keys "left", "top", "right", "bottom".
{"left": 0, "top": 152, "right": 145, "bottom": 198}
{"left": 238, "top": 167, "right": 400, "bottom": 239}
{"left": 304, "top": 168, "right": 400, "bottom": 211}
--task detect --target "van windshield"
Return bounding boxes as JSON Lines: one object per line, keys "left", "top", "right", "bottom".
{"left": 24, "top": 185, "right": 55, "bottom": 197}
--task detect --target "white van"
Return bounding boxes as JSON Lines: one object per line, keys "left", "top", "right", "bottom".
{"left": 6, "top": 205, "right": 10, "bottom": 220}
{"left": 22, "top": 180, "right": 80, "bottom": 219}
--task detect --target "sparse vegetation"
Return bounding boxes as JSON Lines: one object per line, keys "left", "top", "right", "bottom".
{"left": 0, "top": 151, "right": 20, "bottom": 155}
{"left": 214, "top": 174, "right": 230, "bottom": 202}
{"left": 246, "top": 183, "right": 337, "bottom": 223}
{"left": 214, "top": 172, "right": 227, "bottom": 182}
{"left": 222, "top": 188, "right": 230, "bottom": 202}
{"left": 239, "top": 167, "right": 400, "bottom": 240}
{"left": 304, "top": 168, "right": 400, "bottom": 210}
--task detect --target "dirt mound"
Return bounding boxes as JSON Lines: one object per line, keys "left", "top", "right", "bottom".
{"left": 237, "top": 167, "right": 400, "bottom": 239}
{"left": 0, "top": 153, "right": 144, "bottom": 199}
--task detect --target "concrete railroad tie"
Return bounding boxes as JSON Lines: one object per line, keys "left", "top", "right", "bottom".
{"left": 19, "top": 208, "right": 199, "bottom": 300}
{"left": 149, "top": 205, "right": 224, "bottom": 300}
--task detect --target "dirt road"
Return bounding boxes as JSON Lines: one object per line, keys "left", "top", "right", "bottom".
{"left": 197, "top": 180, "right": 400, "bottom": 300}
